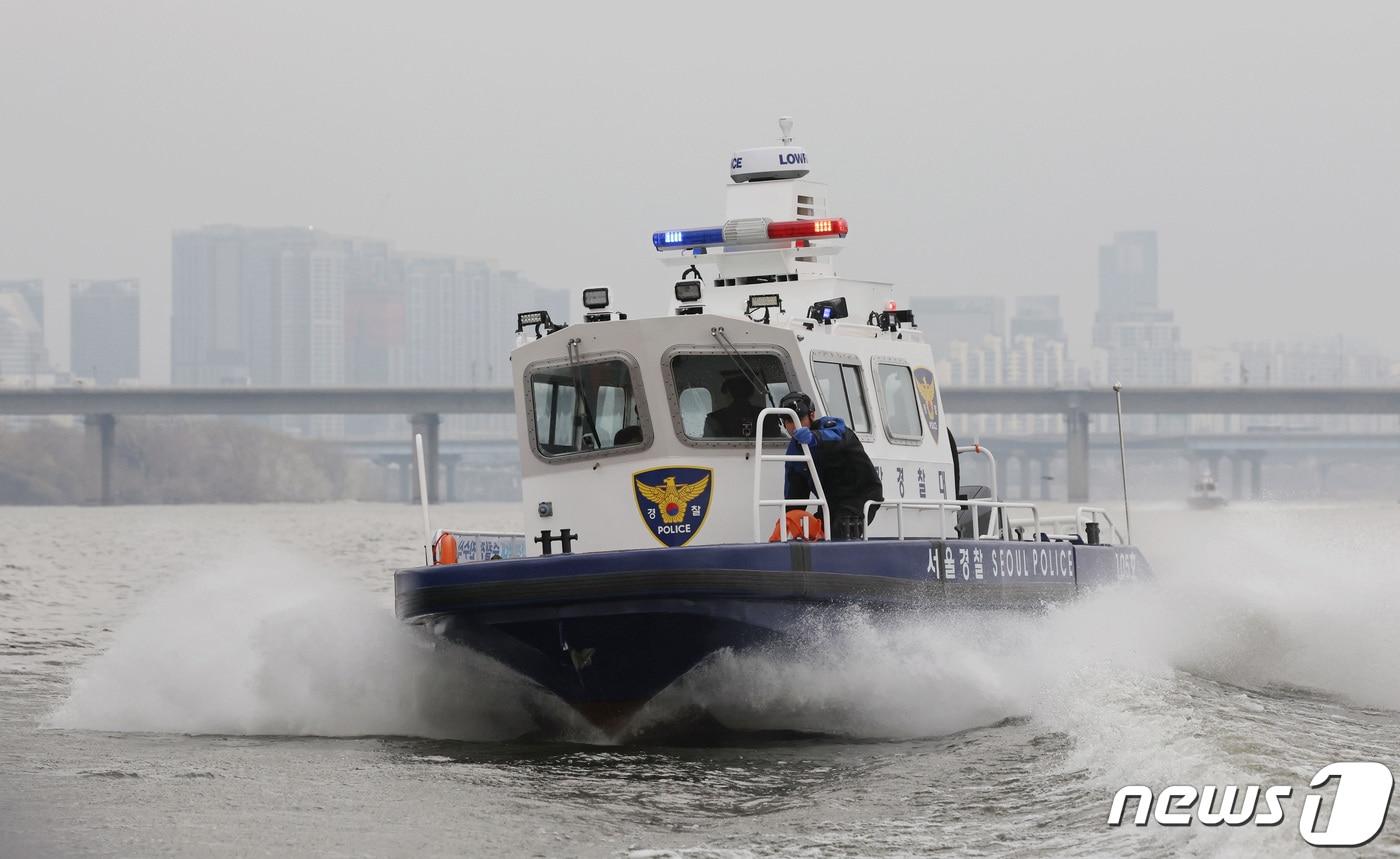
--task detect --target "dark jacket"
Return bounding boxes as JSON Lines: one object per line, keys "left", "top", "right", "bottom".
{"left": 784, "top": 416, "right": 884, "bottom": 526}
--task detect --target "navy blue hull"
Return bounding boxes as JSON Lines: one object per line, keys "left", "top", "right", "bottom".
{"left": 395, "top": 539, "right": 1147, "bottom": 728}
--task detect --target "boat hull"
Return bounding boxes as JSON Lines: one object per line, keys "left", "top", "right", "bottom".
{"left": 395, "top": 540, "right": 1147, "bottom": 729}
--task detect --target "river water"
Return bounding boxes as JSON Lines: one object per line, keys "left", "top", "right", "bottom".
{"left": 2, "top": 501, "right": 1398, "bottom": 856}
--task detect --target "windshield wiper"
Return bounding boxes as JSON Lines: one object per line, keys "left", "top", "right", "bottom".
{"left": 711, "top": 328, "right": 775, "bottom": 408}
{"left": 565, "top": 338, "right": 603, "bottom": 449}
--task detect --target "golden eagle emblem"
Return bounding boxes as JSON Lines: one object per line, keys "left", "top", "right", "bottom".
{"left": 632, "top": 466, "right": 715, "bottom": 547}
{"left": 635, "top": 474, "right": 710, "bottom": 524}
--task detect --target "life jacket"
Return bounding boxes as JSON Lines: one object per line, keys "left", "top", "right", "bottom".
{"left": 769, "top": 509, "right": 825, "bottom": 542}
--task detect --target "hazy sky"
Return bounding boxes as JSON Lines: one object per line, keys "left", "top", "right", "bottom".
{"left": 3, "top": 1, "right": 1397, "bottom": 380}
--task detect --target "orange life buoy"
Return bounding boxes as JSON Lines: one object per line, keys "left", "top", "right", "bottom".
{"left": 433, "top": 531, "right": 458, "bottom": 565}
{"left": 769, "top": 510, "right": 824, "bottom": 542}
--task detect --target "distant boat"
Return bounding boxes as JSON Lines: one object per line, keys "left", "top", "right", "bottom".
{"left": 1188, "top": 470, "right": 1228, "bottom": 510}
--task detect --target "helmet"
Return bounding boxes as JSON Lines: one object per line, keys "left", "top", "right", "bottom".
{"left": 779, "top": 391, "right": 815, "bottom": 418}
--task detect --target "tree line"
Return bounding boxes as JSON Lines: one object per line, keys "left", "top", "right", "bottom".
{"left": 0, "top": 418, "right": 363, "bottom": 504}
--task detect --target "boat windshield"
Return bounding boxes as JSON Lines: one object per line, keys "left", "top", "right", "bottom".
{"left": 530, "top": 358, "right": 644, "bottom": 457}
{"left": 669, "top": 353, "right": 792, "bottom": 440}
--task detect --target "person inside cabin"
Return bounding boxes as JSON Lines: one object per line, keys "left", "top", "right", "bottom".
{"left": 703, "top": 375, "right": 763, "bottom": 439}
{"left": 778, "top": 390, "right": 883, "bottom": 540}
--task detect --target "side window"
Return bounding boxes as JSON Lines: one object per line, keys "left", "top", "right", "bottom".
{"left": 529, "top": 359, "right": 644, "bottom": 457}
{"left": 669, "top": 353, "right": 793, "bottom": 440}
{"left": 876, "top": 362, "right": 925, "bottom": 440}
{"left": 533, "top": 380, "right": 577, "bottom": 450}
{"left": 812, "top": 360, "right": 871, "bottom": 434}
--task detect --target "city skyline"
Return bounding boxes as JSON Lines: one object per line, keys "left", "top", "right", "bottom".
{"left": 3, "top": 224, "right": 1396, "bottom": 393}
{"left": 3, "top": 3, "right": 1398, "bottom": 383}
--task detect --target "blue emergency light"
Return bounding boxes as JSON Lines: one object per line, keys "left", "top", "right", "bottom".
{"left": 652, "top": 227, "right": 725, "bottom": 250}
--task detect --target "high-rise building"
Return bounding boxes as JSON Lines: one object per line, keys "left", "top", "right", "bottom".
{"left": 908, "top": 297, "right": 1011, "bottom": 435}
{"left": 1093, "top": 231, "right": 1158, "bottom": 346}
{"left": 344, "top": 239, "right": 403, "bottom": 387}
{"left": 0, "top": 280, "right": 50, "bottom": 383}
{"left": 1007, "top": 296, "right": 1071, "bottom": 434}
{"left": 0, "top": 280, "right": 44, "bottom": 326}
{"left": 910, "top": 296, "right": 1005, "bottom": 352}
{"left": 1009, "top": 295, "right": 1065, "bottom": 344}
{"left": 1090, "top": 231, "right": 1190, "bottom": 387}
{"left": 173, "top": 225, "right": 559, "bottom": 437}
{"left": 0, "top": 293, "right": 49, "bottom": 382}
{"left": 173, "top": 226, "right": 353, "bottom": 387}
{"left": 70, "top": 279, "right": 139, "bottom": 384}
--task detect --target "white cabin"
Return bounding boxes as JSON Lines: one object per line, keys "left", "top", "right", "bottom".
{"left": 510, "top": 120, "right": 959, "bottom": 556}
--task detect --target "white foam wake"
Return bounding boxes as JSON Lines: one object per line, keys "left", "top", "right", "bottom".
{"left": 49, "top": 545, "right": 572, "bottom": 740}
{"left": 51, "top": 508, "right": 1400, "bottom": 751}
{"left": 642, "top": 506, "right": 1400, "bottom": 745}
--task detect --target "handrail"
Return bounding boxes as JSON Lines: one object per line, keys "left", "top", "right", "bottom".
{"left": 1076, "top": 506, "right": 1125, "bottom": 544}
{"left": 955, "top": 444, "right": 999, "bottom": 501}
{"left": 753, "top": 407, "right": 832, "bottom": 542}
{"left": 1008, "top": 507, "right": 1126, "bottom": 544}
{"left": 863, "top": 498, "right": 1042, "bottom": 542}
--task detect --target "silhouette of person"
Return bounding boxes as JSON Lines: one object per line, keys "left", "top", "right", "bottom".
{"left": 703, "top": 376, "right": 762, "bottom": 438}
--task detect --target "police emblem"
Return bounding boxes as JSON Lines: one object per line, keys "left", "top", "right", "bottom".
{"left": 633, "top": 466, "right": 714, "bottom": 548}
{"left": 913, "top": 367, "right": 940, "bottom": 440}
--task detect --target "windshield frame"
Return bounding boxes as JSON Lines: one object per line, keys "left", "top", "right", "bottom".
{"left": 522, "top": 350, "right": 652, "bottom": 464}
{"left": 659, "top": 343, "right": 801, "bottom": 449}
{"left": 870, "top": 356, "right": 929, "bottom": 446}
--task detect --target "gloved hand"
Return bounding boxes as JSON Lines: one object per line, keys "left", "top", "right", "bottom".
{"left": 792, "top": 426, "right": 816, "bottom": 446}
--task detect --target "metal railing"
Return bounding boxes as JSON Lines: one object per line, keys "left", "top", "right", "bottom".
{"left": 955, "top": 444, "right": 999, "bottom": 500}
{"left": 862, "top": 498, "right": 1043, "bottom": 542}
{"left": 1008, "top": 506, "right": 1125, "bottom": 544}
{"left": 752, "top": 407, "right": 832, "bottom": 542}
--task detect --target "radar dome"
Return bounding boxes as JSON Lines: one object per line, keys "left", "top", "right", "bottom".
{"left": 729, "top": 116, "right": 810, "bottom": 183}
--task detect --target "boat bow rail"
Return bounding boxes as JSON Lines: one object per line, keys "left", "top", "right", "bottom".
{"left": 1013, "top": 507, "right": 1126, "bottom": 544}
{"left": 431, "top": 530, "right": 528, "bottom": 564}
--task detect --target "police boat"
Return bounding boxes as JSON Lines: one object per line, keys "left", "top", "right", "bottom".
{"left": 394, "top": 119, "right": 1150, "bottom": 731}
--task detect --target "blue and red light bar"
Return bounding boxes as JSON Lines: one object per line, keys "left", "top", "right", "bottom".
{"left": 652, "top": 227, "right": 725, "bottom": 250}
{"left": 652, "top": 217, "right": 849, "bottom": 251}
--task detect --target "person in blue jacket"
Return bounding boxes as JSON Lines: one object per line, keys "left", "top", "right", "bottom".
{"left": 778, "top": 390, "right": 884, "bottom": 539}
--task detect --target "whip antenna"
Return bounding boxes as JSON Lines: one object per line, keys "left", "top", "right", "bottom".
{"left": 415, "top": 432, "right": 433, "bottom": 564}
{"left": 1113, "top": 383, "right": 1131, "bottom": 544}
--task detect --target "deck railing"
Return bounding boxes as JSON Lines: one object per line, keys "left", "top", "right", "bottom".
{"left": 752, "top": 407, "right": 832, "bottom": 542}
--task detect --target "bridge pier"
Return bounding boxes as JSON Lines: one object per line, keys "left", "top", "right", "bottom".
{"left": 442, "top": 454, "right": 460, "bottom": 502}
{"left": 83, "top": 413, "right": 116, "bottom": 505}
{"left": 409, "top": 413, "right": 441, "bottom": 504}
{"left": 1065, "top": 408, "right": 1090, "bottom": 502}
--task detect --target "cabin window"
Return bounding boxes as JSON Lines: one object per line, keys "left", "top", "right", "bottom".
{"left": 811, "top": 360, "right": 871, "bottom": 434}
{"left": 528, "top": 358, "right": 645, "bottom": 457}
{"left": 668, "top": 353, "right": 793, "bottom": 441}
{"left": 875, "top": 362, "right": 925, "bottom": 441}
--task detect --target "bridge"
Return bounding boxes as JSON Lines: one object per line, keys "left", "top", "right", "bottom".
{"left": 2, "top": 385, "right": 1398, "bottom": 503}
{"left": 966, "top": 431, "right": 1400, "bottom": 502}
